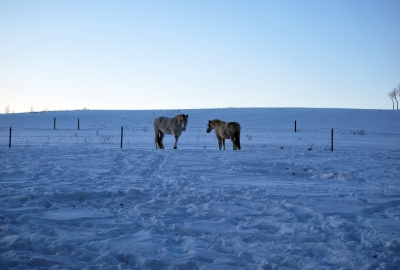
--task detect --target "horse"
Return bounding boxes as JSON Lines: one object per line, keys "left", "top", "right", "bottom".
{"left": 153, "top": 114, "right": 188, "bottom": 149}
{"left": 206, "top": 119, "right": 241, "bottom": 150}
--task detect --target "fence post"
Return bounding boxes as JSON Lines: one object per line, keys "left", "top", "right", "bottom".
{"left": 78, "top": 119, "right": 80, "bottom": 130}
{"left": 54, "top": 118, "right": 56, "bottom": 130}
{"left": 120, "top": 126, "right": 124, "bottom": 148}
{"left": 331, "top": 129, "right": 334, "bottom": 151}
{"left": 9, "top": 127, "right": 12, "bottom": 148}
{"left": 295, "top": 120, "right": 297, "bottom": 132}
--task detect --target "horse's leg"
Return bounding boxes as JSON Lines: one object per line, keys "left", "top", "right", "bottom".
{"left": 174, "top": 135, "right": 179, "bottom": 149}
{"left": 223, "top": 139, "right": 226, "bottom": 150}
{"left": 154, "top": 128, "right": 160, "bottom": 149}
{"left": 217, "top": 137, "right": 223, "bottom": 150}
{"left": 230, "top": 136, "right": 236, "bottom": 150}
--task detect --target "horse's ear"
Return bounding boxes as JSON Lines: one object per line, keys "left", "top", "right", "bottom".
{"left": 186, "top": 114, "right": 188, "bottom": 117}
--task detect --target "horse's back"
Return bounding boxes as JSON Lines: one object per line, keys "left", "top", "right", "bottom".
{"left": 214, "top": 121, "right": 240, "bottom": 138}
{"left": 154, "top": 117, "right": 170, "bottom": 123}
{"left": 227, "top": 122, "right": 241, "bottom": 133}
{"left": 154, "top": 116, "right": 183, "bottom": 135}
{"left": 153, "top": 117, "right": 170, "bottom": 132}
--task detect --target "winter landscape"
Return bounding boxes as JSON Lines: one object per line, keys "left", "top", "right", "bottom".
{"left": 0, "top": 108, "right": 399, "bottom": 269}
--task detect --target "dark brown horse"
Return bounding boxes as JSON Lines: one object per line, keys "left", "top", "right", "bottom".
{"left": 206, "top": 119, "right": 241, "bottom": 150}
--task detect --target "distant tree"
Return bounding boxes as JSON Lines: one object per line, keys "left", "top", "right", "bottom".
{"left": 388, "top": 90, "right": 395, "bottom": 110}
{"left": 397, "top": 84, "right": 400, "bottom": 104}
{"left": 392, "top": 88, "right": 399, "bottom": 110}
{"left": 5, "top": 105, "right": 10, "bottom": 114}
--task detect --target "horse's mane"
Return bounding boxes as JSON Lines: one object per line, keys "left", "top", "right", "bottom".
{"left": 210, "top": 119, "right": 226, "bottom": 124}
{"left": 175, "top": 114, "right": 188, "bottom": 124}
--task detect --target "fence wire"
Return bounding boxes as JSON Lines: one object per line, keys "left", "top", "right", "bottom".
{"left": 1, "top": 124, "right": 399, "bottom": 150}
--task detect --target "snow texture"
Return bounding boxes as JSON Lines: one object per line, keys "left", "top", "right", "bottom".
{"left": 1, "top": 108, "right": 399, "bottom": 269}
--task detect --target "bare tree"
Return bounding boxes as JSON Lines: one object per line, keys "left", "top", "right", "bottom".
{"left": 393, "top": 89, "right": 398, "bottom": 110}
{"left": 397, "top": 84, "right": 400, "bottom": 104}
{"left": 388, "top": 90, "right": 395, "bottom": 110}
{"left": 5, "top": 105, "right": 10, "bottom": 114}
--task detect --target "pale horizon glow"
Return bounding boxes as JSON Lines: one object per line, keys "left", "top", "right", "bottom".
{"left": 1, "top": 0, "right": 399, "bottom": 113}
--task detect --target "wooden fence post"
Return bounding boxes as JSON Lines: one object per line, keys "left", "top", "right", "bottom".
{"left": 54, "top": 118, "right": 56, "bottom": 129}
{"left": 120, "top": 126, "right": 124, "bottom": 148}
{"left": 9, "top": 127, "right": 12, "bottom": 148}
{"left": 331, "top": 129, "right": 334, "bottom": 151}
{"left": 78, "top": 119, "right": 80, "bottom": 130}
{"left": 295, "top": 120, "right": 297, "bottom": 132}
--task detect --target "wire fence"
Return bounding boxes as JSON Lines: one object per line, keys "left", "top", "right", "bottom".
{"left": 1, "top": 122, "right": 399, "bottom": 150}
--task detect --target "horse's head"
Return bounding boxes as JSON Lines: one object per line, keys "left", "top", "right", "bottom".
{"left": 206, "top": 120, "right": 213, "bottom": 133}
{"left": 179, "top": 114, "right": 188, "bottom": 131}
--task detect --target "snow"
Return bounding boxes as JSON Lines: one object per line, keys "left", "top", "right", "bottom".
{"left": 1, "top": 108, "right": 400, "bottom": 269}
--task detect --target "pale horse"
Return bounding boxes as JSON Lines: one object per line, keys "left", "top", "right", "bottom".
{"left": 153, "top": 114, "right": 188, "bottom": 149}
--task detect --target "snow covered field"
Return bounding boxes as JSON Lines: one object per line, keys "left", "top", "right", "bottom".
{"left": 1, "top": 108, "right": 399, "bottom": 269}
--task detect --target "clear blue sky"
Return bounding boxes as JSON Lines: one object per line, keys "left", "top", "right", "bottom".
{"left": 1, "top": 0, "right": 399, "bottom": 113}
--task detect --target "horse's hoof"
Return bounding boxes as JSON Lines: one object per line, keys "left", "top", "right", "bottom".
{"left": 174, "top": 147, "right": 177, "bottom": 149}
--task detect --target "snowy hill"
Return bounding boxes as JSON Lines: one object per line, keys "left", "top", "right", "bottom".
{"left": 1, "top": 108, "right": 399, "bottom": 269}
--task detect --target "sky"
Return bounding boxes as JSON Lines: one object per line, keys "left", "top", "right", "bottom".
{"left": 1, "top": 0, "right": 399, "bottom": 113}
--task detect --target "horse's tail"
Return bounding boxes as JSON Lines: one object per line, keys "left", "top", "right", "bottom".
{"left": 153, "top": 118, "right": 163, "bottom": 149}
{"left": 235, "top": 132, "right": 241, "bottom": 150}
{"left": 156, "top": 131, "right": 161, "bottom": 148}
{"left": 235, "top": 125, "right": 241, "bottom": 150}
{"left": 156, "top": 130, "right": 164, "bottom": 149}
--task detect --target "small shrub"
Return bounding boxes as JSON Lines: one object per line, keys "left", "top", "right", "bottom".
{"left": 324, "top": 143, "right": 331, "bottom": 151}
{"left": 350, "top": 129, "right": 366, "bottom": 135}
{"left": 99, "top": 134, "right": 115, "bottom": 144}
